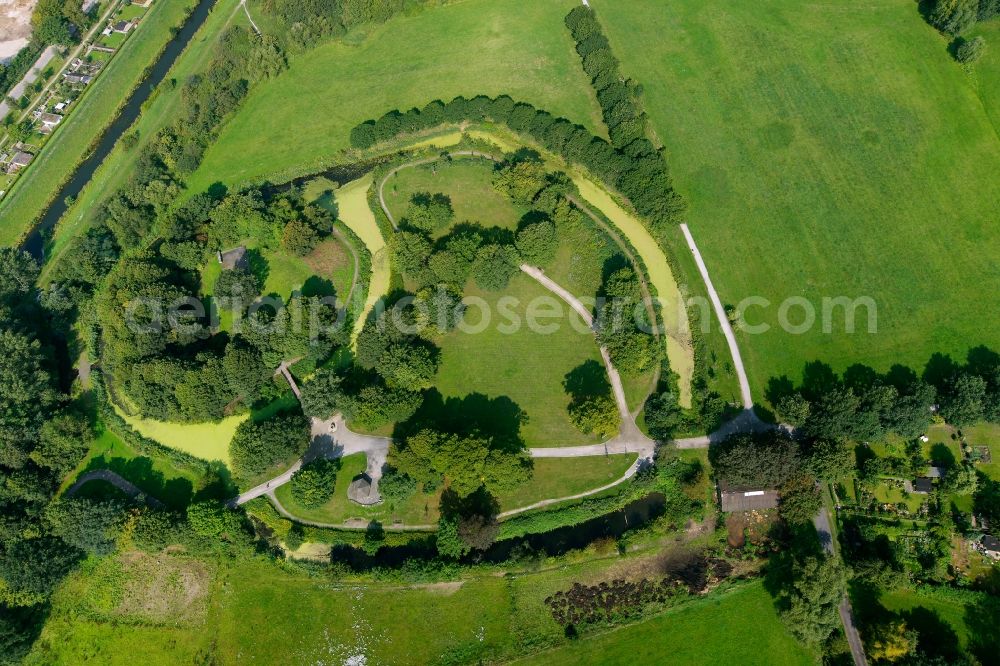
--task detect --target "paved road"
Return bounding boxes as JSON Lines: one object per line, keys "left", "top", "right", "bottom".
{"left": 233, "top": 414, "right": 389, "bottom": 506}
{"left": 65, "top": 469, "right": 166, "bottom": 508}
{"left": 815, "top": 507, "right": 869, "bottom": 666}
{"left": 679, "top": 223, "right": 754, "bottom": 410}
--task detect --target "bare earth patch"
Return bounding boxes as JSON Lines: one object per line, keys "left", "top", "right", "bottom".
{"left": 115, "top": 551, "right": 212, "bottom": 625}
{"left": 0, "top": 0, "right": 36, "bottom": 61}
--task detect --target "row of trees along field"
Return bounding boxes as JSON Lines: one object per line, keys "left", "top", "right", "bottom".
{"left": 350, "top": 93, "right": 685, "bottom": 235}
{"left": 922, "top": 0, "right": 1000, "bottom": 63}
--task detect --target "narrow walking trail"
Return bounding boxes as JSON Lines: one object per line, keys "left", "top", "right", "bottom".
{"left": 238, "top": 268, "right": 656, "bottom": 527}
{"left": 679, "top": 223, "right": 753, "bottom": 410}
{"left": 66, "top": 469, "right": 166, "bottom": 509}
{"left": 815, "top": 507, "right": 869, "bottom": 666}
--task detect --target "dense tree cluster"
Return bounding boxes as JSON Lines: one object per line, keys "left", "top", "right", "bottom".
{"left": 290, "top": 458, "right": 340, "bottom": 507}
{"left": 402, "top": 192, "right": 453, "bottom": 233}
{"left": 774, "top": 351, "right": 1000, "bottom": 435}
{"left": 927, "top": 0, "right": 998, "bottom": 35}
{"left": 596, "top": 266, "right": 661, "bottom": 375}
{"left": 391, "top": 428, "right": 530, "bottom": 498}
{"left": 350, "top": 93, "right": 685, "bottom": 232}
{"left": 567, "top": 393, "right": 620, "bottom": 439}
{"left": 229, "top": 413, "right": 311, "bottom": 480}
{"left": 711, "top": 430, "right": 828, "bottom": 524}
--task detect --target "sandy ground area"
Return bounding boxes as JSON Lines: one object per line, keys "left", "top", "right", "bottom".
{"left": 0, "top": 0, "right": 37, "bottom": 62}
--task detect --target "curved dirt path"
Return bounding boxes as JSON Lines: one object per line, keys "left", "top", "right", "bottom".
{"left": 377, "top": 150, "right": 500, "bottom": 229}
{"left": 66, "top": 469, "right": 166, "bottom": 509}
{"left": 330, "top": 225, "right": 360, "bottom": 315}
{"left": 679, "top": 223, "right": 753, "bottom": 410}
{"left": 377, "top": 148, "right": 669, "bottom": 411}
{"left": 239, "top": 265, "right": 658, "bottom": 528}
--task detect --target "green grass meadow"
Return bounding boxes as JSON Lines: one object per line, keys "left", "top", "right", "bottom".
{"left": 515, "top": 581, "right": 814, "bottom": 666}
{"left": 29, "top": 552, "right": 810, "bottom": 666}
{"left": 595, "top": 0, "right": 1000, "bottom": 398}
{"left": 434, "top": 273, "right": 605, "bottom": 448}
{"left": 188, "top": 0, "right": 602, "bottom": 191}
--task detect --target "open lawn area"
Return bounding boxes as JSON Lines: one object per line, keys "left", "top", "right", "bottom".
{"left": 515, "top": 580, "right": 815, "bottom": 666}
{"left": 383, "top": 158, "right": 522, "bottom": 239}
{"left": 871, "top": 481, "right": 926, "bottom": 514}
{"left": 188, "top": 0, "right": 602, "bottom": 192}
{"left": 0, "top": 0, "right": 200, "bottom": 245}
{"left": 594, "top": 0, "right": 1000, "bottom": 399}
{"left": 963, "top": 422, "right": 1000, "bottom": 481}
{"left": 496, "top": 454, "right": 637, "bottom": 512}
{"left": 29, "top": 551, "right": 808, "bottom": 665}
{"left": 273, "top": 453, "right": 441, "bottom": 526}
{"left": 434, "top": 273, "right": 605, "bottom": 448}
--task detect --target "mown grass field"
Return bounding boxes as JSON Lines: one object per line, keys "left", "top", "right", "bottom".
{"left": 383, "top": 158, "right": 522, "bottom": 238}
{"left": 188, "top": 0, "right": 602, "bottom": 192}
{"left": 0, "top": 0, "right": 200, "bottom": 245}
{"left": 30, "top": 549, "right": 806, "bottom": 665}
{"left": 435, "top": 273, "right": 605, "bottom": 448}
{"left": 595, "top": 0, "right": 1000, "bottom": 398}
{"left": 515, "top": 581, "right": 814, "bottom": 666}
{"left": 494, "top": 454, "right": 637, "bottom": 510}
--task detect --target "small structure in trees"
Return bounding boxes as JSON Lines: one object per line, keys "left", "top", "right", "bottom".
{"left": 718, "top": 481, "right": 779, "bottom": 512}
{"left": 348, "top": 473, "right": 381, "bottom": 506}
{"left": 218, "top": 246, "right": 248, "bottom": 271}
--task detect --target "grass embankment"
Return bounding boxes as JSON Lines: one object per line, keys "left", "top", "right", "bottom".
{"left": 515, "top": 581, "right": 814, "bottom": 666}
{"left": 495, "top": 454, "right": 637, "bottom": 510}
{"left": 188, "top": 0, "right": 602, "bottom": 191}
{"left": 40, "top": 0, "right": 250, "bottom": 278}
{"left": 596, "top": 0, "right": 1000, "bottom": 397}
{"left": 59, "top": 428, "right": 204, "bottom": 508}
{"left": 572, "top": 174, "right": 694, "bottom": 407}
{"left": 0, "top": 0, "right": 200, "bottom": 245}
{"left": 382, "top": 158, "right": 521, "bottom": 238}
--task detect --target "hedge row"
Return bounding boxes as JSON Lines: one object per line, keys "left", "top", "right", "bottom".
{"left": 565, "top": 6, "right": 650, "bottom": 153}
{"left": 349, "top": 94, "right": 685, "bottom": 232}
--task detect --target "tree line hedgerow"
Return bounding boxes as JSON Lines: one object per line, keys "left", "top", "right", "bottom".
{"left": 349, "top": 93, "right": 685, "bottom": 234}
